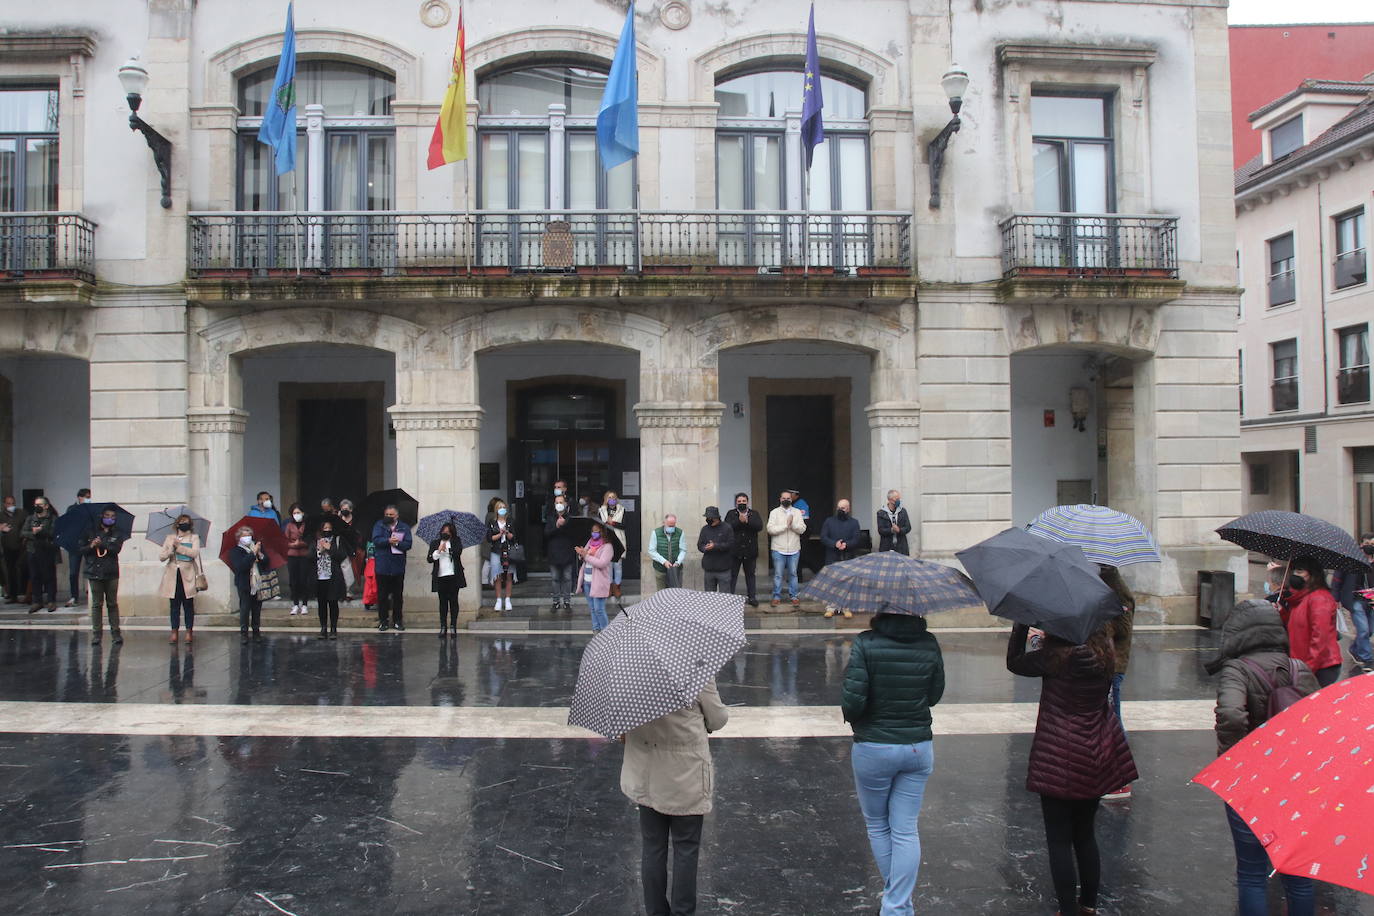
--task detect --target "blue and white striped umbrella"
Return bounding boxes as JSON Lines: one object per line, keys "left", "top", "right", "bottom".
{"left": 1026, "top": 504, "right": 1161, "bottom": 567}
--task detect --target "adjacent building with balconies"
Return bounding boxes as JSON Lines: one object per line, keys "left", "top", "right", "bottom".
{"left": 1236, "top": 76, "right": 1374, "bottom": 537}
{"left": 0, "top": 0, "right": 1241, "bottom": 618}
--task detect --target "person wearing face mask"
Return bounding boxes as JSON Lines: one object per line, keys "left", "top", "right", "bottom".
{"left": 0, "top": 495, "right": 25, "bottom": 603}
{"left": 336, "top": 499, "right": 362, "bottom": 601}
{"left": 545, "top": 479, "right": 571, "bottom": 524}
{"left": 877, "top": 490, "right": 911, "bottom": 556}
{"left": 648, "top": 514, "right": 687, "bottom": 590}
{"left": 726, "top": 493, "right": 762, "bottom": 607}
{"left": 247, "top": 491, "right": 283, "bottom": 528}
{"left": 698, "top": 507, "right": 735, "bottom": 593}
{"left": 284, "top": 502, "right": 311, "bottom": 617}
{"left": 1277, "top": 555, "right": 1343, "bottom": 687}
{"left": 429, "top": 521, "right": 467, "bottom": 637}
{"left": 159, "top": 514, "right": 203, "bottom": 644}
{"left": 371, "top": 505, "right": 413, "bottom": 631}
{"left": 1329, "top": 533, "right": 1374, "bottom": 674}
{"left": 575, "top": 521, "right": 615, "bottom": 632}
{"left": 228, "top": 526, "right": 271, "bottom": 643}
{"left": 766, "top": 490, "right": 809, "bottom": 608}
{"left": 598, "top": 490, "right": 627, "bottom": 604}
{"left": 63, "top": 488, "right": 92, "bottom": 607}
{"left": 81, "top": 509, "right": 126, "bottom": 645}
{"left": 487, "top": 499, "right": 519, "bottom": 613}
{"left": 544, "top": 496, "right": 578, "bottom": 613}
{"left": 314, "top": 523, "right": 348, "bottom": 639}
{"left": 820, "top": 499, "right": 861, "bottom": 619}
{"left": 21, "top": 497, "right": 58, "bottom": 612}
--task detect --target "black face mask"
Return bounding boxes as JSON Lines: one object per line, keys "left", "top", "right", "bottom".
{"left": 836, "top": 510, "right": 848, "bottom": 520}
{"left": 1362, "top": 545, "right": 1374, "bottom": 556}
{"left": 1287, "top": 575, "right": 1308, "bottom": 591}
{"left": 321, "top": 531, "right": 333, "bottom": 538}
{"left": 177, "top": 523, "right": 192, "bottom": 532}
{"left": 781, "top": 500, "right": 792, "bottom": 508}
{"left": 736, "top": 503, "right": 747, "bottom": 511}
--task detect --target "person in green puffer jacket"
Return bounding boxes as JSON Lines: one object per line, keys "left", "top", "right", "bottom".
{"left": 840, "top": 613, "right": 945, "bottom": 916}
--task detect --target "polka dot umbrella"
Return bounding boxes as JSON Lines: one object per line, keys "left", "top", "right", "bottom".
{"left": 1216, "top": 510, "right": 1371, "bottom": 574}
{"left": 1192, "top": 673, "right": 1374, "bottom": 895}
{"left": 567, "top": 588, "right": 746, "bottom": 739}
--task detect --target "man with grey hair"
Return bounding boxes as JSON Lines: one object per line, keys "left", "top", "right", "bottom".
{"left": 877, "top": 489, "right": 912, "bottom": 555}
{"left": 648, "top": 514, "right": 687, "bottom": 590}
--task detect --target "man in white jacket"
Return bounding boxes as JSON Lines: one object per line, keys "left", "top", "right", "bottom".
{"left": 766, "top": 490, "right": 808, "bottom": 608}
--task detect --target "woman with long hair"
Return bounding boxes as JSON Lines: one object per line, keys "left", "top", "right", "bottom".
{"left": 284, "top": 502, "right": 310, "bottom": 616}
{"left": 1277, "top": 555, "right": 1342, "bottom": 687}
{"left": 313, "top": 520, "right": 348, "bottom": 639}
{"left": 487, "top": 498, "right": 518, "bottom": 613}
{"left": 575, "top": 520, "right": 615, "bottom": 632}
{"left": 158, "top": 513, "right": 202, "bottom": 644}
{"left": 1007, "top": 621, "right": 1137, "bottom": 916}
{"left": 1097, "top": 565, "right": 1136, "bottom": 801}
{"left": 598, "top": 490, "right": 627, "bottom": 604}
{"left": 429, "top": 521, "right": 467, "bottom": 637}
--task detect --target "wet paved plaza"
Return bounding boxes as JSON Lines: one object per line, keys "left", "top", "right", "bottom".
{"left": 0, "top": 625, "right": 1370, "bottom": 915}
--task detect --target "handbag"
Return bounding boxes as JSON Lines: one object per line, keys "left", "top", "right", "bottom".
{"left": 257, "top": 568, "right": 282, "bottom": 600}
{"left": 507, "top": 543, "right": 526, "bottom": 563}
{"left": 193, "top": 551, "right": 208, "bottom": 593}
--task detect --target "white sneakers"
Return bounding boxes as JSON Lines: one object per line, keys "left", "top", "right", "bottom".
{"left": 289, "top": 603, "right": 306, "bottom": 616}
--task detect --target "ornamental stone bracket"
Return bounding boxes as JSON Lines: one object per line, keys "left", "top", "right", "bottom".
{"left": 187, "top": 407, "right": 249, "bottom": 435}
{"left": 634, "top": 401, "right": 725, "bottom": 429}
{"left": 388, "top": 404, "right": 484, "bottom": 431}
{"left": 865, "top": 402, "right": 921, "bottom": 429}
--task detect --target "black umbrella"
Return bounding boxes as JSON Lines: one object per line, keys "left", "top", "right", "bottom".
{"left": 561, "top": 515, "right": 625, "bottom": 561}
{"left": 567, "top": 589, "right": 745, "bottom": 739}
{"left": 1216, "top": 510, "right": 1371, "bottom": 574}
{"left": 956, "top": 527, "right": 1124, "bottom": 644}
{"left": 54, "top": 502, "right": 135, "bottom": 551}
{"left": 356, "top": 488, "right": 420, "bottom": 541}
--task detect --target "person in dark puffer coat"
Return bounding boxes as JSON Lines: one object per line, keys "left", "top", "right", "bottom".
{"left": 1204, "top": 598, "right": 1319, "bottom": 916}
{"left": 840, "top": 613, "right": 944, "bottom": 916}
{"left": 1007, "top": 621, "right": 1137, "bottom": 916}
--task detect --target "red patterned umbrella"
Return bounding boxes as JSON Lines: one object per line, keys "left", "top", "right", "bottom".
{"left": 1192, "top": 674, "right": 1374, "bottom": 895}
{"left": 218, "top": 515, "right": 289, "bottom": 571}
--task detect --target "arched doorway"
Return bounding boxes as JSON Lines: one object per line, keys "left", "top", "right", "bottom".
{"left": 0, "top": 353, "right": 90, "bottom": 504}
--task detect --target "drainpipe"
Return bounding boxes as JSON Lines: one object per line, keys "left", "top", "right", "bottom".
{"left": 1317, "top": 182, "right": 1330, "bottom": 418}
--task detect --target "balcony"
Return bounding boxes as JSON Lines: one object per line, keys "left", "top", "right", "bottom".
{"left": 998, "top": 213, "right": 1182, "bottom": 306}
{"left": 187, "top": 210, "right": 912, "bottom": 296}
{"left": 1334, "top": 249, "right": 1367, "bottom": 290}
{"left": 1267, "top": 269, "right": 1296, "bottom": 307}
{"left": 1271, "top": 378, "right": 1299, "bottom": 413}
{"left": 1337, "top": 366, "right": 1370, "bottom": 405}
{"left": 0, "top": 212, "right": 97, "bottom": 305}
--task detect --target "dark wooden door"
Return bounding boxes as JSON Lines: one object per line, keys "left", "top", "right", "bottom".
{"left": 297, "top": 399, "right": 367, "bottom": 511}
{"left": 766, "top": 394, "right": 834, "bottom": 526}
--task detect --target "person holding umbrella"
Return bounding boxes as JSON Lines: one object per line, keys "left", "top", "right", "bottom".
{"left": 429, "top": 521, "right": 467, "bottom": 637}
{"left": 158, "top": 513, "right": 203, "bottom": 644}
{"left": 1276, "top": 556, "right": 1342, "bottom": 687}
{"left": 284, "top": 502, "right": 311, "bottom": 617}
{"left": 840, "top": 609, "right": 945, "bottom": 916}
{"left": 228, "top": 525, "right": 272, "bottom": 643}
{"left": 1203, "top": 598, "right": 1319, "bottom": 916}
{"left": 575, "top": 520, "right": 615, "bottom": 632}
{"left": 81, "top": 506, "right": 127, "bottom": 645}
{"left": 1006, "top": 619, "right": 1136, "bottom": 916}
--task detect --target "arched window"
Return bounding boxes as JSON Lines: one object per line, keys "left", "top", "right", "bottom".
{"left": 714, "top": 69, "right": 870, "bottom": 267}
{"left": 236, "top": 61, "right": 396, "bottom": 212}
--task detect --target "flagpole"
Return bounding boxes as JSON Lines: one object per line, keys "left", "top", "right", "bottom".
{"left": 803, "top": 166, "right": 810, "bottom": 277}
{"left": 463, "top": 156, "right": 472, "bottom": 276}
{"left": 293, "top": 171, "right": 301, "bottom": 276}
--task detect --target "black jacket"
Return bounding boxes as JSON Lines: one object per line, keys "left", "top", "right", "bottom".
{"left": 841, "top": 614, "right": 945, "bottom": 744}
{"left": 79, "top": 525, "right": 126, "bottom": 580}
{"left": 1331, "top": 565, "right": 1372, "bottom": 610}
{"left": 726, "top": 507, "right": 762, "bottom": 560}
{"left": 820, "top": 514, "right": 861, "bottom": 565}
{"left": 228, "top": 545, "right": 270, "bottom": 593}
{"left": 697, "top": 522, "right": 734, "bottom": 572}
{"left": 310, "top": 536, "right": 351, "bottom": 600}
{"left": 544, "top": 513, "right": 578, "bottom": 566}
{"left": 428, "top": 537, "right": 469, "bottom": 592}
{"left": 876, "top": 506, "right": 911, "bottom": 555}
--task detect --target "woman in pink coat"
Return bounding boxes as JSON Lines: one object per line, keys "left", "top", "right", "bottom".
{"left": 575, "top": 521, "right": 615, "bottom": 632}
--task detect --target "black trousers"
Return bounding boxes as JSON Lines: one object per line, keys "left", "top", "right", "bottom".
{"left": 287, "top": 555, "right": 312, "bottom": 603}
{"left": 237, "top": 587, "right": 262, "bottom": 635}
{"left": 66, "top": 549, "right": 83, "bottom": 601}
{"left": 28, "top": 552, "right": 57, "bottom": 605}
{"left": 437, "top": 585, "right": 459, "bottom": 629}
{"left": 376, "top": 573, "right": 404, "bottom": 625}
{"left": 2, "top": 545, "right": 24, "bottom": 599}
{"left": 729, "top": 555, "right": 756, "bottom": 600}
{"left": 317, "top": 595, "right": 339, "bottom": 632}
{"left": 638, "top": 805, "right": 704, "bottom": 916}
{"left": 1039, "top": 795, "right": 1101, "bottom": 914}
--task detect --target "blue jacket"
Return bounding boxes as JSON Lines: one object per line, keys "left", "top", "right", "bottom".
{"left": 820, "top": 514, "right": 861, "bottom": 565}
{"left": 227, "top": 544, "right": 270, "bottom": 593}
{"left": 372, "top": 520, "right": 413, "bottom": 576}
{"left": 246, "top": 505, "right": 283, "bottom": 528}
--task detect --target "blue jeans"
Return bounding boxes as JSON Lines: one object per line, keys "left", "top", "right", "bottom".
{"left": 1351, "top": 598, "right": 1372, "bottom": 663}
{"left": 851, "top": 741, "right": 934, "bottom": 916}
{"left": 1110, "top": 672, "right": 1126, "bottom": 738}
{"left": 771, "top": 550, "right": 799, "bottom": 601}
{"left": 584, "top": 583, "right": 608, "bottom": 631}
{"left": 610, "top": 560, "right": 623, "bottom": 585}
{"left": 1225, "top": 805, "right": 1313, "bottom": 916}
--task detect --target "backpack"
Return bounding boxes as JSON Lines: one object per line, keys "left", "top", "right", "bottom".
{"left": 1237, "top": 656, "right": 1309, "bottom": 721}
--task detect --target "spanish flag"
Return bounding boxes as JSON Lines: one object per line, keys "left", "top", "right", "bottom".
{"left": 426, "top": 7, "right": 467, "bottom": 169}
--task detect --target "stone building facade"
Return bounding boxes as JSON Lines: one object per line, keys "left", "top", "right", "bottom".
{"left": 0, "top": 0, "right": 1242, "bottom": 620}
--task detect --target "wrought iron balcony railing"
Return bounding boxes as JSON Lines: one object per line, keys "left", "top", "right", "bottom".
{"left": 1268, "top": 269, "right": 1297, "bottom": 307}
{"left": 1334, "top": 249, "right": 1367, "bottom": 290}
{"left": 187, "top": 210, "right": 912, "bottom": 278}
{"left": 1337, "top": 365, "right": 1370, "bottom": 405}
{"left": 999, "top": 213, "right": 1179, "bottom": 279}
{"left": 0, "top": 212, "right": 97, "bottom": 281}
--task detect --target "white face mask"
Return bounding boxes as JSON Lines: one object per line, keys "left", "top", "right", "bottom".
{"left": 262, "top": 499, "right": 273, "bottom": 510}
{"left": 292, "top": 512, "right": 303, "bottom": 522}
{"left": 238, "top": 535, "right": 253, "bottom": 548}
{"left": 556, "top": 503, "right": 567, "bottom": 514}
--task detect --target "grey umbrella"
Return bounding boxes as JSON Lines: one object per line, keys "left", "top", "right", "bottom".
{"left": 799, "top": 551, "right": 982, "bottom": 616}
{"left": 144, "top": 505, "right": 211, "bottom": 547}
{"left": 956, "top": 527, "right": 1124, "bottom": 644}
{"left": 567, "top": 588, "right": 746, "bottom": 739}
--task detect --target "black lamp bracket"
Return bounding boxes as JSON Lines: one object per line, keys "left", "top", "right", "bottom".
{"left": 126, "top": 95, "right": 172, "bottom": 209}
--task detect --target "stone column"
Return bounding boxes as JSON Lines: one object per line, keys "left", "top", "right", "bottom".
{"left": 633, "top": 401, "right": 724, "bottom": 592}
{"left": 548, "top": 103, "right": 566, "bottom": 209}
{"left": 866, "top": 401, "right": 922, "bottom": 554}
{"left": 389, "top": 404, "right": 483, "bottom": 619}
{"left": 187, "top": 406, "right": 247, "bottom": 611}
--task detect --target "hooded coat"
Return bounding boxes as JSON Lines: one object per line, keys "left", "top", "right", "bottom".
{"left": 841, "top": 614, "right": 945, "bottom": 744}
{"left": 1206, "top": 599, "right": 1320, "bottom": 755}
{"left": 1007, "top": 623, "right": 1138, "bottom": 799}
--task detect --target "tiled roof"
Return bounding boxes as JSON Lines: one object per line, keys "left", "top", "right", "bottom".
{"left": 1248, "top": 79, "right": 1374, "bottom": 122}
{"left": 1236, "top": 93, "right": 1374, "bottom": 192}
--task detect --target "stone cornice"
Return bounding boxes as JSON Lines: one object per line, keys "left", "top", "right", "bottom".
{"left": 634, "top": 402, "right": 725, "bottom": 428}
{"left": 0, "top": 34, "right": 97, "bottom": 60}
{"left": 187, "top": 407, "right": 248, "bottom": 435}
{"left": 865, "top": 402, "right": 921, "bottom": 428}
{"left": 388, "top": 405, "right": 484, "bottom": 431}
{"left": 997, "top": 42, "right": 1156, "bottom": 70}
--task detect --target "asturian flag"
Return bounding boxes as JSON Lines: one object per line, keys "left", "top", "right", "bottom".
{"left": 597, "top": 2, "right": 640, "bottom": 171}
{"left": 257, "top": 1, "right": 298, "bottom": 175}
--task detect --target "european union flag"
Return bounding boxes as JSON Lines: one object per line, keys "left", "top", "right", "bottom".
{"left": 257, "top": 2, "right": 297, "bottom": 176}
{"left": 597, "top": 2, "right": 639, "bottom": 171}
{"left": 801, "top": 3, "right": 825, "bottom": 170}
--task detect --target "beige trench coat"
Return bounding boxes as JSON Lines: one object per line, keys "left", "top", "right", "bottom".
{"left": 619, "top": 680, "right": 729, "bottom": 816}
{"left": 158, "top": 533, "right": 202, "bottom": 599}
